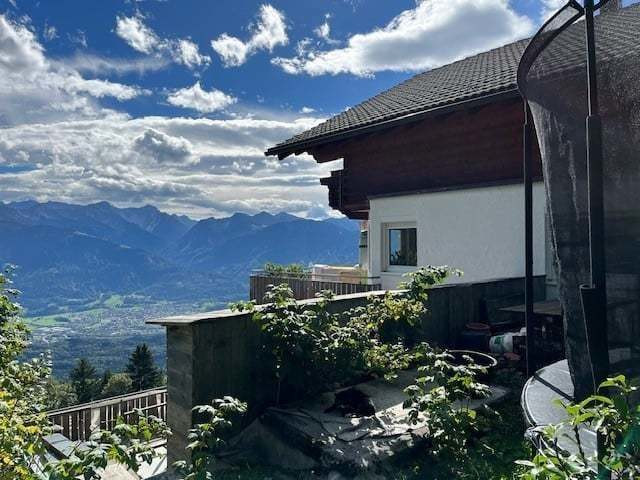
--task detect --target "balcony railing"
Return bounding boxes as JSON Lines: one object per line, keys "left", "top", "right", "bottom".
{"left": 249, "top": 268, "right": 381, "bottom": 303}
{"left": 47, "top": 387, "right": 167, "bottom": 442}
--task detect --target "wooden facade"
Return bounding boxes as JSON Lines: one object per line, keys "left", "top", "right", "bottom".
{"left": 313, "top": 97, "right": 542, "bottom": 219}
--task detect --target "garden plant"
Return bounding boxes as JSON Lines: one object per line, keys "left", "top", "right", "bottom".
{"left": 518, "top": 375, "right": 640, "bottom": 479}
{"left": 231, "top": 266, "right": 458, "bottom": 403}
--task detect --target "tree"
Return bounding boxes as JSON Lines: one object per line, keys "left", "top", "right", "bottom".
{"left": 126, "top": 344, "right": 161, "bottom": 391}
{"left": 0, "top": 270, "right": 168, "bottom": 479}
{"left": 0, "top": 269, "right": 50, "bottom": 479}
{"left": 100, "top": 369, "right": 112, "bottom": 394}
{"left": 45, "top": 379, "right": 78, "bottom": 410}
{"left": 69, "top": 358, "right": 98, "bottom": 403}
{"left": 101, "top": 373, "right": 133, "bottom": 398}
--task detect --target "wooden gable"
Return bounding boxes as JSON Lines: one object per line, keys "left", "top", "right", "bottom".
{"left": 312, "top": 97, "right": 542, "bottom": 219}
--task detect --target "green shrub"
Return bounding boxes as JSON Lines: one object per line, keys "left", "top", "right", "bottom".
{"left": 403, "top": 344, "right": 490, "bottom": 457}
{"left": 101, "top": 373, "right": 134, "bottom": 398}
{"left": 262, "top": 262, "right": 308, "bottom": 278}
{"left": 517, "top": 375, "right": 640, "bottom": 479}
{"left": 231, "top": 266, "right": 460, "bottom": 403}
{"left": 44, "top": 411, "right": 170, "bottom": 480}
{"left": 0, "top": 269, "right": 52, "bottom": 479}
{"left": 0, "top": 269, "right": 170, "bottom": 480}
{"left": 173, "top": 397, "right": 247, "bottom": 480}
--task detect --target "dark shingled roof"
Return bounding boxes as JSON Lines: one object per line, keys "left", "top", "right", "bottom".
{"left": 266, "top": 38, "right": 528, "bottom": 158}
{"left": 266, "top": 2, "right": 640, "bottom": 159}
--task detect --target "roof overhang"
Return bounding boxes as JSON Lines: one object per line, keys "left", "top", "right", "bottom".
{"left": 265, "top": 87, "right": 521, "bottom": 159}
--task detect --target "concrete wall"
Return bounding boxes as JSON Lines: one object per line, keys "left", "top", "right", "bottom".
{"left": 152, "top": 275, "right": 544, "bottom": 465}
{"left": 367, "top": 182, "right": 547, "bottom": 290}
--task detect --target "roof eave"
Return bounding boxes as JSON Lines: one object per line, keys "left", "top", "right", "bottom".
{"left": 265, "top": 87, "right": 521, "bottom": 159}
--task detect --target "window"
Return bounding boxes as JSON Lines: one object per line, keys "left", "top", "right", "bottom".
{"left": 385, "top": 224, "right": 417, "bottom": 268}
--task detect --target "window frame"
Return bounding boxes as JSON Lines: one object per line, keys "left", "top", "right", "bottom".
{"left": 382, "top": 222, "right": 418, "bottom": 272}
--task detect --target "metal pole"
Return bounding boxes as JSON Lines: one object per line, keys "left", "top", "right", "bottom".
{"left": 581, "top": 1, "right": 609, "bottom": 476}
{"left": 581, "top": 0, "right": 609, "bottom": 397}
{"left": 523, "top": 103, "right": 535, "bottom": 377}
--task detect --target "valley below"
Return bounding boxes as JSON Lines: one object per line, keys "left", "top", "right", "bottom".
{"left": 25, "top": 296, "right": 229, "bottom": 377}
{"left": 3, "top": 200, "right": 359, "bottom": 378}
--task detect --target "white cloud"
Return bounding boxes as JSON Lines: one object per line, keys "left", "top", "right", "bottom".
{"left": 167, "top": 82, "right": 237, "bottom": 113}
{"left": 314, "top": 13, "right": 339, "bottom": 45}
{"left": 211, "top": 4, "right": 288, "bottom": 67}
{"left": 0, "top": 15, "right": 46, "bottom": 72}
{"left": 68, "top": 29, "right": 87, "bottom": 48}
{"left": 115, "top": 15, "right": 159, "bottom": 54}
{"left": 43, "top": 22, "right": 58, "bottom": 42}
{"left": 211, "top": 34, "right": 249, "bottom": 67}
{"left": 174, "top": 38, "right": 211, "bottom": 68}
{"left": 249, "top": 4, "right": 288, "bottom": 52}
{"left": 0, "top": 116, "right": 335, "bottom": 218}
{"left": 540, "top": 0, "right": 566, "bottom": 22}
{"left": 62, "top": 53, "right": 170, "bottom": 76}
{"left": 133, "top": 128, "right": 195, "bottom": 165}
{"left": 272, "top": 0, "right": 533, "bottom": 77}
{"left": 300, "top": 106, "right": 315, "bottom": 114}
{"left": 0, "top": 12, "right": 334, "bottom": 219}
{"left": 114, "top": 14, "right": 210, "bottom": 70}
{"left": 0, "top": 15, "right": 144, "bottom": 124}
{"left": 314, "top": 21, "right": 331, "bottom": 41}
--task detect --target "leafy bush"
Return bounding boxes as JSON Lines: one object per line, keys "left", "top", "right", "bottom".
{"left": 518, "top": 375, "right": 640, "bottom": 479}
{"left": 44, "top": 411, "right": 170, "bottom": 480}
{"left": 101, "top": 373, "right": 134, "bottom": 398}
{"left": 262, "top": 262, "right": 308, "bottom": 278}
{"left": 45, "top": 380, "right": 78, "bottom": 410}
{"left": 0, "top": 269, "right": 170, "bottom": 479}
{"left": 173, "top": 396, "right": 247, "bottom": 480}
{"left": 231, "top": 266, "right": 459, "bottom": 403}
{"left": 403, "top": 344, "right": 490, "bottom": 457}
{"left": 0, "top": 269, "right": 52, "bottom": 479}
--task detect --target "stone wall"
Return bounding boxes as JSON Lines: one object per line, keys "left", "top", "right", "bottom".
{"left": 150, "top": 275, "right": 545, "bottom": 464}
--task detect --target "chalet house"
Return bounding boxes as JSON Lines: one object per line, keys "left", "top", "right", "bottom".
{"left": 266, "top": 39, "right": 550, "bottom": 292}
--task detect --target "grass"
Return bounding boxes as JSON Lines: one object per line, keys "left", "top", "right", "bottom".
{"left": 26, "top": 308, "right": 105, "bottom": 329}
{"left": 25, "top": 314, "right": 69, "bottom": 327}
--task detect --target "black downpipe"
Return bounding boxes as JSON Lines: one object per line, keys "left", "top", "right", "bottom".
{"left": 523, "top": 104, "right": 535, "bottom": 378}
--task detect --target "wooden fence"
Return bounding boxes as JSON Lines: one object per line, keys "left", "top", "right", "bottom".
{"left": 47, "top": 387, "right": 167, "bottom": 441}
{"left": 250, "top": 272, "right": 382, "bottom": 303}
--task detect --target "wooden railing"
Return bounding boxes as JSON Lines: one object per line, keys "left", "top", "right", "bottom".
{"left": 250, "top": 271, "right": 382, "bottom": 303}
{"left": 47, "top": 387, "right": 167, "bottom": 442}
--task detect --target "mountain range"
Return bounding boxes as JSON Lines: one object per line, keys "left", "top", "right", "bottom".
{"left": 0, "top": 200, "right": 359, "bottom": 315}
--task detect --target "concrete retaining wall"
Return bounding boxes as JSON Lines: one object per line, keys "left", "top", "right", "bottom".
{"left": 150, "top": 275, "right": 545, "bottom": 463}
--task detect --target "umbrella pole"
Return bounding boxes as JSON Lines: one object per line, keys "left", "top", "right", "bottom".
{"left": 523, "top": 103, "right": 535, "bottom": 378}
{"left": 581, "top": 0, "right": 609, "bottom": 476}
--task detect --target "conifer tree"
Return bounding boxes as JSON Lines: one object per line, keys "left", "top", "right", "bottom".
{"left": 69, "top": 357, "right": 98, "bottom": 403}
{"left": 126, "top": 344, "right": 161, "bottom": 391}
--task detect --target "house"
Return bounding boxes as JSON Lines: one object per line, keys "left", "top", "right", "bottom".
{"left": 266, "top": 39, "right": 551, "bottom": 292}
{"left": 146, "top": 3, "right": 640, "bottom": 473}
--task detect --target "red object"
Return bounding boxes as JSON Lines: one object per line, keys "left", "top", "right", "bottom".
{"left": 504, "top": 352, "right": 521, "bottom": 362}
{"left": 465, "top": 322, "right": 491, "bottom": 333}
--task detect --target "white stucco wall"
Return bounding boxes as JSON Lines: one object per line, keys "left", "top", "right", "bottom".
{"left": 367, "top": 183, "right": 546, "bottom": 290}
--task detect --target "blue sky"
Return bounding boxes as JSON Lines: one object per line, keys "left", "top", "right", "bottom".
{"left": 0, "top": 0, "right": 626, "bottom": 218}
